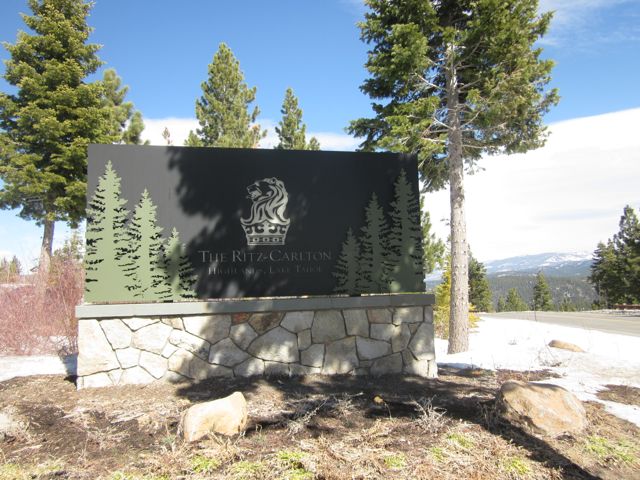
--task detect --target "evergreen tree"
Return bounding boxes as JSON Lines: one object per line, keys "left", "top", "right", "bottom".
{"left": 101, "top": 69, "right": 147, "bottom": 145}
{"left": 333, "top": 228, "right": 361, "bottom": 295}
{"left": 497, "top": 296, "right": 507, "bottom": 313}
{"left": 164, "top": 228, "right": 196, "bottom": 301}
{"left": 0, "top": 0, "right": 115, "bottom": 265}
{"left": 123, "top": 189, "right": 171, "bottom": 301}
{"left": 420, "top": 195, "right": 445, "bottom": 274}
{"left": 0, "top": 256, "right": 22, "bottom": 283}
{"left": 588, "top": 206, "right": 640, "bottom": 306}
{"left": 186, "top": 43, "right": 266, "bottom": 148}
{"left": 468, "top": 254, "right": 492, "bottom": 312}
{"left": 358, "top": 193, "right": 390, "bottom": 293}
{"left": 386, "top": 169, "right": 424, "bottom": 292}
{"left": 532, "top": 270, "right": 553, "bottom": 311}
{"left": 349, "top": 0, "right": 558, "bottom": 353}
{"left": 275, "top": 87, "right": 320, "bottom": 150}
{"left": 559, "top": 296, "right": 577, "bottom": 312}
{"left": 613, "top": 205, "right": 640, "bottom": 303}
{"left": 85, "top": 161, "right": 132, "bottom": 302}
{"left": 505, "top": 288, "right": 528, "bottom": 312}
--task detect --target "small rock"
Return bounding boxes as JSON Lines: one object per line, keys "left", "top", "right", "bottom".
{"left": 548, "top": 339, "right": 585, "bottom": 353}
{"left": 180, "top": 392, "right": 248, "bottom": 441}
{"left": 496, "top": 380, "right": 587, "bottom": 437}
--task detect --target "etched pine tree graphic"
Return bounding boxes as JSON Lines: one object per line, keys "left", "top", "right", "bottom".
{"left": 333, "top": 228, "right": 361, "bottom": 295}
{"left": 123, "top": 189, "right": 171, "bottom": 301}
{"left": 85, "top": 161, "right": 132, "bottom": 302}
{"left": 386, "top": 170, "right": 425, "bottom": 292}
{"left": 164, "top": 228, "right": 197, "bottom": 301}
{"left": 358, "top": 193, "right": 390, "bottom": 293}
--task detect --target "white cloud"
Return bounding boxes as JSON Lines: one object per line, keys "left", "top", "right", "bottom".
{"left": 142, "top": 117, "right": 360, "bottom": 151}
{"left": 423, "top": 108, "right": 640, "bottom": 262}
{"left": 538, "top": 0, "right": 638, "bottom": 46}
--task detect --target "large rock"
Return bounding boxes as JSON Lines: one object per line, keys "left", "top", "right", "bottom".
{"left": 312, "top": 310, "right": 346, "bottom": 343}
{"left": 78, "top": 320, "right": 120, "bottom": 376}
{"left": 180, "top": 392, "right": 248, "bottom": 441}
{"left": 0, "top": 407, "right": 27, "bottom": 440}
{"left": 116, "top": 347, "right": 140, "bottom": 368}
{"left": 248, "top": 327, "right": 298, "bottom": 363}
{"left": 183, "top": 315, "right": 231, "bottom": 344}
{"left": 132, "top": 322, "right": 172, "bottom": 354}
{"left": 496, "top": 381, "right": 587, "bottom": 437}
{"left": 367, "top": 308, "right": 392, "bottom": 324}
{"left": 120, "top": 366, "right": 155, "bottom": 385}
{"left": 323, "top": 338, "right": 358, "bottom": 374}
{"left": 548, "top": 340, "right": 585, "bottom": 353}
{"left": 234, "top": 357, "right": 265, "bottom": 377}
{"left": 391, "top": 324, "right": 411, "bottom": 352}
{"left": 300, "top": 344, "right": 324, "bottom": 368}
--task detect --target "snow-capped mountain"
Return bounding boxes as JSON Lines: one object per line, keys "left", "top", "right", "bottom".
{"left": 484, "top": 252, "right": 593, "bottom": 277}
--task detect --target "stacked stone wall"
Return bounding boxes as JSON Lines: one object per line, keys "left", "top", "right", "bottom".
{"left": 77, "top": 302, "right": 436, "bottom": 388}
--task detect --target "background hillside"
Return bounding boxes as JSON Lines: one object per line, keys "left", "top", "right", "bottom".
{"left": 426, "top": 252, "right": 597, "bottom": 310}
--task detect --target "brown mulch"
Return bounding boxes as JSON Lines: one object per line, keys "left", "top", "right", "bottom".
{"left": 0, "top": 368, "right": 638, "bottom": 479}
{"left": 596, "top": 384, "right": 640, "bottom": 407}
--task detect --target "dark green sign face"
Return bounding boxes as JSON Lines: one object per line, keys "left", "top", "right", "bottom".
{"left": 85, "top": 145, "right": 424, "bottom": 302}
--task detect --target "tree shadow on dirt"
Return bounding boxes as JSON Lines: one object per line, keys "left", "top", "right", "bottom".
{"left": 174, "top": 367, "right": 599, "bottom": 480}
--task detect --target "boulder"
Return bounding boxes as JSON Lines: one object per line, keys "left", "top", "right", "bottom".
{"left": 180, "top": 392, "right": 248, "bottom": 441}
{"left": 496, "top": 380, "right": 587, "bottom": 437}
{"left": 548, "top": 339, "right": 585, "bottom": 353}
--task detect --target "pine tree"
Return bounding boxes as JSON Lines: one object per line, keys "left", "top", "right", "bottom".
{"left": 333, "top": 228, "right": 361, "bottom": 295}
{"left": 532, "top": 270, "right": 553, "bottom": 311}
{"left": 468, "top": 254, "right": 492, "bottom": 312}
{"left": 275, "top": 87, "right": 320, "bottom": 150}
{"left": 588, "top": 206, "right": 640, "bottom": 306}
{"left": 85, "top": 161, "right": 132, "bottom": 302}
{"left": 420, "top": 195, "right": 445, "bottom": 274}
{"left": 349, "top": 0, "right": 558, "bottom": 353}
{"left": 358, "top": 193, "right": 390, "bottom": 293}
{"left": 559, "top": 296, "right": 577, "bottom": 312}
{"left": 164, "top": 228, "right": 197, "bottom": 301}
{"left": 101, "top": 69, "right": 148, "bottom": 145}
{"left": 386, "top": 169, "right": 424, "bottom": 292}
{"left": 186, "top": 43, "right": 266, "bottom": 148}
{"left": 123, "top": 189, "right": 171, "bottom": 301}
{"left": 0, "top": 0, "right": 115, "bottom": 265}
{"left": 505, "top": 288, "right": 528, "bottom": 312}
{"left": 613, "top": 205, "right": 640, "bottom": 303}
{"left": 497, "top": 296, "right": 507, "bottom": 312}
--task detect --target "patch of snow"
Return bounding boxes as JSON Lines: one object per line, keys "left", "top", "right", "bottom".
{"left": 436, "top": 316, "right": 640, "bottom": 427}
{"left": 0, "top": 354, "right": 77, "bottom": 382}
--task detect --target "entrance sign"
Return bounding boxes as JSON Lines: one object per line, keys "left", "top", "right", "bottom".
{"left": 85, "top": 145, "right": 424, "bottom": 302}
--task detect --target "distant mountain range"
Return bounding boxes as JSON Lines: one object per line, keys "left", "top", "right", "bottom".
{"left": 483, "top": 252, "right": 593, "bottom": 277}
{"left": 425, "top": 252, "right": 597, "bottom": 309}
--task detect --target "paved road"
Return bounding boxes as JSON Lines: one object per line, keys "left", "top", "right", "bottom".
{"left": 482, "top": 311, "right": 640, "bottom": 337}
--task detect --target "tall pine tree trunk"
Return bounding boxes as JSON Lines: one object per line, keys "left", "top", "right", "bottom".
{"left": 445, "top": 43, "right": 469, "bottom": 354}
{"left": 39, "top": 218, "right": 55, "bottom": 272}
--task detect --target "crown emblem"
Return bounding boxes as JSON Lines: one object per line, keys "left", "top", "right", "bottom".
{"left": 241, "top": 177, "right": 291, "bottom": 246}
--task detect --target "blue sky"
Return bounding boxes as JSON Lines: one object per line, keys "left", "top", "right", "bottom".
{"left": 1, "top": 0, "right": 640, "bottom": 266}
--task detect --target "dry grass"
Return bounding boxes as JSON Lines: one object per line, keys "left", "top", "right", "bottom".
{"left": 1, "top": 372, "right": 639, "bottom": 479}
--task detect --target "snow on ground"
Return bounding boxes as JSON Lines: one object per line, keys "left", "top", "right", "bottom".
{"left": 0, "top": 354, "right": 76, "bottom": 382}
{"left": 437, "top": 315, "right": 640, "bottom": 426}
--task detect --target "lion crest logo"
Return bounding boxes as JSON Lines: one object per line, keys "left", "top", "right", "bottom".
{"left": 241, "top": 177, "right": 290, "bottom": 246}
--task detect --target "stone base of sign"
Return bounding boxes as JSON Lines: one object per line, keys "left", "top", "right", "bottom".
{"left": 75, "top": 294, "right": 436, "bottom": 389}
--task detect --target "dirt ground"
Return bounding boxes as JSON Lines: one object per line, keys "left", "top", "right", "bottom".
{"left": 1, "top": 368, "right": 638, "bottom": 480}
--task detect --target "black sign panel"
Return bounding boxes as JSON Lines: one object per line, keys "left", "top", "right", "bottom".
{"left": 86, "top": 145, "right": 424, "bottom": 301}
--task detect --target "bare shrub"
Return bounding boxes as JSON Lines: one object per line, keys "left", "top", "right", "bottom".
{"left": 412, "top": 397, "right": 449, "bottom": 433}
{"left": 0, "top": 256, "right": 83, "bottom": 355}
